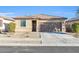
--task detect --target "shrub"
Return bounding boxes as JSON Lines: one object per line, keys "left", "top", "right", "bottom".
{"left": 8, "top": 22, "right": 16, "bottom": 32}
{"left": 72, "top": 23, "right": 79, "bottom": 33}
{"left": 0, "top": 29, "right": 1, "bottom": 33}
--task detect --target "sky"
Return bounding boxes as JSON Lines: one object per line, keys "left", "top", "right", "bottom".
{"left": 0, "top": 6, "right": 79, "bottom": 19}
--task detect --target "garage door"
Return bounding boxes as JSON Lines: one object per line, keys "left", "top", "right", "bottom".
{"left": 39, "top": 22, "right": 62, "bottom": 32}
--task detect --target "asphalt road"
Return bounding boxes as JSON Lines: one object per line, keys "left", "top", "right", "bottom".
{"left": 0, "top": 46, "right": 79, "bottom": 53}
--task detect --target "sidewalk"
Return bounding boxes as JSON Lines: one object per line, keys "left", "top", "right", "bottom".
{"left": 1, "top": 42, "right": 79, "bottom": 46}
{"left": 0, "top": 37, "right": 79, "bottom": 46}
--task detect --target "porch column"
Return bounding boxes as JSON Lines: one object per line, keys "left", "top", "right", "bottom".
{"left": 36, "top": 20, "right": 39, "bottom": 32}
{"left": 62, "top": 21, "right": 66, "bottom": 32}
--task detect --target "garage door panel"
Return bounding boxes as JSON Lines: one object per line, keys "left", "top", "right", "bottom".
{"left": 39, "top": 22, "right": 62, "bottom": 32}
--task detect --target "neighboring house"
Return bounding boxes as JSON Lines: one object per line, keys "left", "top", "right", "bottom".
{"left": 0, "top": 16, "right": 14, "bottom": 32}
{"left": 13, "top": 14, "right": 67, "bottom": 33}
{"left": 66, "top": 17, "right": 79, "bottom": 32}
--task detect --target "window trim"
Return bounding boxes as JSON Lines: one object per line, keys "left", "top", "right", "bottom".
{"left": 20, "top": 20, "right": 26, "bottom": 27}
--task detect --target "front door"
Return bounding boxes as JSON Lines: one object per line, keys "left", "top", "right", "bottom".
{"left": 32, "top": 20, "right": 37, "bottom": 32}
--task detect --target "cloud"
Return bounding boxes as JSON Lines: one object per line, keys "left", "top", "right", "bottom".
{"left": 0, "top": 12, "right": 15, "bottom": 16}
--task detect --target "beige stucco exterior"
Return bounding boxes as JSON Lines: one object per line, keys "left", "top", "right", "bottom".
{"left": 14, "top": 14, "right": 67, "bottom": 33}
{"left": 14, "top": 19, "right": 66, "bottom": 32}
{"left": 15, "top": 19, "right": 32, "bottom": 32}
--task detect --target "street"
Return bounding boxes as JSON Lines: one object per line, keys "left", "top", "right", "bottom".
{"left": 0, "top": 46, "right": 79, "bottom": 53}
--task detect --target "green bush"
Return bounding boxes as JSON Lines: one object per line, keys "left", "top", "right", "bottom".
{"left": 8, "top": 22, "right": 16, "bottom": 32}
{"left": 72, "top": 23, "right": 79, "bottom": 33}
{"left": 0, "top": 29, "right": 1, "bottom": 33}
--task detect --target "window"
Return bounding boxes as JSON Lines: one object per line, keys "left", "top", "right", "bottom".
{"left": 20, "top": 20, "right": 26, "bottom": 27}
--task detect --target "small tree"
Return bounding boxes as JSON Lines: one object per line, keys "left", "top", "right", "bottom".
{"left": 72, "top": 23, "right": 79, "bottom": 33}
{"left": 8, "top": 22, "right": 16, "bottom": 32}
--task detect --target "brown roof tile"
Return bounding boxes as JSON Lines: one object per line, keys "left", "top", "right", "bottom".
{"left": 13, "top": 14, "right": 67, "bottom": 20}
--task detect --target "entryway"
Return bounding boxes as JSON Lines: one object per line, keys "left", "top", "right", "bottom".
{"left": 32, "top": 20, "right": 37, "bottom": 32}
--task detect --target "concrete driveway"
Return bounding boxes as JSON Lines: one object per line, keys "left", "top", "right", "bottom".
{"left": 41, "top": 32, "right": 79, "bottom": 46}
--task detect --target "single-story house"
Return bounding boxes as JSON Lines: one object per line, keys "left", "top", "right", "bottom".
{"left": 66, "top": 17, "right": 79, "bottom": 32}
{"left": 13, "top": 14, "right": 67, "bottom": 33}
{"left": 0, "top": 16, "right": 14, "bottom": 32}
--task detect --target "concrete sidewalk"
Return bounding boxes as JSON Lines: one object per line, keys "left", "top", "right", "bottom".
{"left": 1, "top": 42, "right": 79, "bottom": 46}
{"left": 0, "top": 38, "right": 79, "bottom": 46}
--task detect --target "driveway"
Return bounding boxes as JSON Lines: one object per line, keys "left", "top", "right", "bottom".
{"left": 41, "top": 32, "right": 79, "bottom": 46}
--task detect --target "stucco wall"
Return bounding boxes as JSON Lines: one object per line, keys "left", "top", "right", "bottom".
{"left": 15, "top": 19, "right": 32, "bottom": 32}
{"left": 15, "top": 19, "right": 65, "bottom": 32}
{"left": 0, "top": 18, "right": 13, "bottom": 31}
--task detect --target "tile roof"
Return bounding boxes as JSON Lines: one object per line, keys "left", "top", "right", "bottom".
{"left": 0, "top": 16, "right": 14, "bottom": 21}
{"left": 13, "top": 14, "right": 67, "bottom": 20}
{"left": 67, "top": 17, "right": 79, "bottom": 22}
